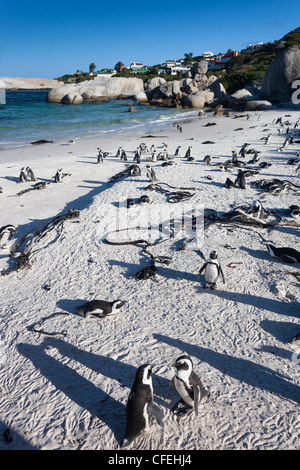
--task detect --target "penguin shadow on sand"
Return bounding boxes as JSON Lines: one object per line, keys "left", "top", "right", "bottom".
{"left": 153, "top": 333, "right": 300, "bottom": 405}
{"left": 108, "top": 255, "right": 196, "bottom": 283}
{"left": 17, "top": 336, "right": 170, "bottom": 446}
{"left": 197, "top": 283, "right": 299, "bottom": 319}
{"left": 259, "top": 319, "right": 299, "bottom": 360}
{"left": 56, "top": 298, "right": 88, "bottom": 315}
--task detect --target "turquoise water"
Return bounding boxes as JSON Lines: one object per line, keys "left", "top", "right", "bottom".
{"left": 0, "top": 90, "right": 198, "bottom": 150}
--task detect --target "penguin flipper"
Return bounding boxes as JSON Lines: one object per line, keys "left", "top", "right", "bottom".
{"left": 197, "top": 263, "right": 206, "bottom": 278}
{"left": 148, "top": 402, "right": 164, "bottom": 426}
{"left": 219, "top": 266, "right": 225, "bottom": 283}
{"left": 193, "top": 386, "right": 200, "bottom": 416}
{"left": 169, "top": 377, "right": 175, "bottom": 390}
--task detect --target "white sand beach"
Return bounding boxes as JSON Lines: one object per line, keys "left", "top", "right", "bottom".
{"left": 0, "top": 108, "right": 299, "bottom": 450}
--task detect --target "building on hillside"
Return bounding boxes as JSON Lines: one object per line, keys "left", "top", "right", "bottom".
{"left": 129, "top": 62, "right": 144, "bottom": 70}
{"left": 114, "top": 61, "right": 125, "bottom": 73}
{"left": 208, "top": 59, "right": 224, "bottom": 71}
{"left": 202, "top": 51, "right": 215, "bottom": 60}
{"left": 220, "top": 51, "right": 240, "bottom": 64}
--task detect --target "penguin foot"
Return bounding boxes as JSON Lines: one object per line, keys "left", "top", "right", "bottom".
{"left": 171, "top": 400, "right": 193, "bottom": 416}
{"left": 210, "top": 284, "right": 216, "bottom": 290}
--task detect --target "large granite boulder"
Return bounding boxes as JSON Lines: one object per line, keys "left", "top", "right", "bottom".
{"left": 223, "top": 86, "right": 263, "bottom": 109}
{"left": 47, "top": 77, "right": 144, "bottom": 104}
{"left": 182, "top": 90, "right": 214, "bottom": 108}
{"left": 191, "top": 61, "right": 208, "bottom": 79}
{"left": 144, "top": 77, "right": 166, "bottom": 94}
{"left": 207, "top": 77, "right": 226, "bottom": 102}
{"left": 262, "top": 45, "right": 300, "bottom": 103}
{"left": 61, "top": 93, "right": 83, "bottom": 105}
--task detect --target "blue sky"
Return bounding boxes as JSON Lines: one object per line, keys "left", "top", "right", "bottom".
{"left": 1, "top": 0, "right": 299, "bottom": 78}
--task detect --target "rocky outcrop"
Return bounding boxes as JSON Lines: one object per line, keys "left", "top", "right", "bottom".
{"left": 47, "top": 77, "right": 144, "bottom": 104}
{"left": 262, "top": 45, "right": 300, "bottom": 103}
{"left": 1, "top": 77, "right": 63, "bottom": 90}
{"left": 182, "top": 90, "right": 214, "bottom": 108}
{"left": 222, "top": 86, "right": 265, "bottom": 109}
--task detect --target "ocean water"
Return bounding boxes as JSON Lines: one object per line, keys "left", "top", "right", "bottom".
{"left": 0, "top": 90, "right": 198, "bottom": 150}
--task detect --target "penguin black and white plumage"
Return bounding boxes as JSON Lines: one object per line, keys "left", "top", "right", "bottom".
{"left": 152, "top": 149, "right": 157, "bottom": 162}
{"left": 26, "top": 167, "right": 36, "bottom": 181}
{"left": 170, "top": 355, "right": 208, "bottom": 416}
{"left": 234, "top": 170, "right": 246, "bottom": 189}
{"left": 134, "top": 149, "right": 141, "bottom": 164}
{"left": 139, "top": 195, "right": 151, "bottom": 205}
{"left": 289, "top": 205, "right": 300, "bottom": 219}
{"left": 225, "top": 177, "right": 234, "bottom": 189}
{"left": 0, "top": 225, "right": 17, "bottom": 249}
{"left": 266, "top": 244, "right": 300, "bottom": 264}
{"left": 197, "top": 250, "right": 225, "bottom": 289}
{"left": 146, "top": 165, "right": 157, "bottom": 182}
{"left": 120, "top": 149, "right": 128, "bottom": 161}
{"left": 184, "top": 146, "right": 192, "bottom": 159}
{"left": 177, "top": 124, "right": 182, "bottom": 132}
{"left": 204, "top": 155, "right": 211, "bottom": 165}
{"left": 18, "top": 167, "right": 27, "bottom": 183}
{"left": 290, "top": 332, "right": 300, "bottom": 353}
{"left": 174, "top": 145, "right": 181, "bottom": 156}
{"left": 247, "top": 200, "right": 264, "bottom": 219}
{"left": 75, "top": 299, "right": 126, "bottom": 318}
{"left": 97, "top": 148, "right": 104, "bottom": 163}
{"left": 121, "top": 364, "right": 163, "bottom": 448}
{"left": 54, "top": 169, "right": 62, "bottom": 183}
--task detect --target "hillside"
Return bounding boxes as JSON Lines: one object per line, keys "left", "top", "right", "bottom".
{"left": 220, "top": 27, "right": 300, "bottom": 93}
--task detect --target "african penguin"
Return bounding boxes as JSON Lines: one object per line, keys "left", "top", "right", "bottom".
{"left": 266, "top": 244, "right": 300, "bottom": 264}
{"left": 97, "top": 148, "right": 104, "bottom": 163}
{"left": 170, "top": 355, "right": 208, "bottom": 416}
{"left": 146, "top": 165, "right": 157, "bottom": 182}
{"left": 75, "top": 299, "right": 126, "bottom": 318}
{"left": 234, "top": 170, "right": 246, "bottom": 189}
{"left": 290, "top": 332, "right": 300, "bottom": 353}
{"left": 18, "top": 167, "right": 27, "bottom": 183}
{"left": 197, "top": 250, "right": 225, "bottom": 289}
{"left": 174, "top": 146, "right": 181, "bottom": 156}
{"left": 0, "top": 225, "right": 17, "bottom": 249}
{"left": 121, "top": 364, "right": 163, "bottom": 448}
{"left": 247, "top": 200, "right": 264, "bottom": 219}
{"left": 289, "top": 205, "right": 300, "bottom": 219}
{"left": 26, "top": 167, "right": 36, "bottom": 181}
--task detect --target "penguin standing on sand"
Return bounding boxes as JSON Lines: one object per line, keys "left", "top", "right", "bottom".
{"left": 184, "top": 146, "right": 192, "bottom": 159}
{"left": 174, "top": 146, "right": 181, "bottom": 156}
{"left": 54, "top": 169, "right": 62, "bottom": 183}
{"left": 26, "top": 167, "right": 36, "bottom": 181}
{"left": 152, "top": 149, "right": 157, "bottom": 162}
{"left": 121, "top": 364, "right": 164, "bottom": 448}
{"left": 234, "top": 169, "right": 246, "bottom": 189}
{"left": 0, "top": 225, "right": 17, "bottom": 249}
{"left": 134, "top": 149, "right": 141, "bottom": 164}
{"left": 18, "top": 167, "right": 27, "bottom": 183}
{"left": 146, "top": 165, "right": 157, "bottom": 182}
{"left": 97, "top": 148, "right": 104, "bottom": 163}
{"left": 197, "top": 250, "right": 225, "bottom": 289}
{"left": 170, "top": 355, "right": 209, "bottom": 416}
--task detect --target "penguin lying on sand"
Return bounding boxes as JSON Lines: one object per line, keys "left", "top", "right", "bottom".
{"left": 75, "top": 299, "right": 126, "bottom": 318}
{"left": 170, "top": 355, "right": 209, "bottom": 416}
{"left": 197, "top": 250, "right": 225, "bottom": 289}
{"left": 121, "top": 364, "right": 164, "bottom": 448}
{"left": 266, "top": 244, "right": 300, "bottom": 264}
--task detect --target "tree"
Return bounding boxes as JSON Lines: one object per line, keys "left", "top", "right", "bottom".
{"left": 89, "top": 63, "right": 96, "bottom": 73}
{"left": 184, "top": 52, "right": 193, "bottom": 64}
